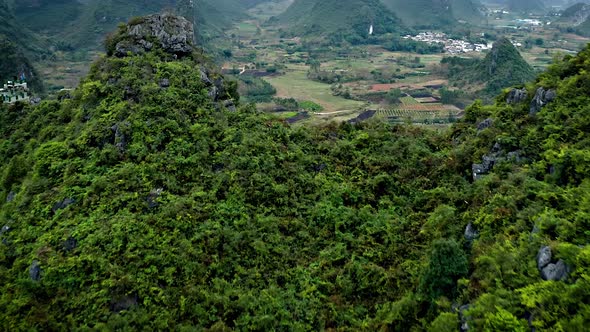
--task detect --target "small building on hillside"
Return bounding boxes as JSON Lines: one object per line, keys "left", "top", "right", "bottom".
{"left": 1, "top": 79, "right": 30, "bottom": 104}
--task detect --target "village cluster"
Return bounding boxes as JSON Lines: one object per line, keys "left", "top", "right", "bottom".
{"left": 403, "top": 32, "right": 493, "bottom": 54}
{"left": 0, "top": 78, "right": 29, "bottom": 104}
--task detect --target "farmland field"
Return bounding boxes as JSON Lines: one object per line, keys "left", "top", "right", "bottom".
{"left": 264, "top": 65, "right": 367, "bottom": 112}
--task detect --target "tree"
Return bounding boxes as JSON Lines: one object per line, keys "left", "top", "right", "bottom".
{"left": 385, "top": 89, "right": 402, "bottom": 104}
{"left": 483, "top": 307, "right": 527, "bottom": 332}
{"left": 429, "top": 312, "right": 459, "bottom": 332}
{"left": 420, "top": 239, "right": 469, "bottom": 301}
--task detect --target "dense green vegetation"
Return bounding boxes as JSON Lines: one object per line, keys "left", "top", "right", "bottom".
{"left": 2, "top": 12, "right": 590, "bottom": 331}
{"left": 443, "top": 37, "right": 536, "bottom": 98}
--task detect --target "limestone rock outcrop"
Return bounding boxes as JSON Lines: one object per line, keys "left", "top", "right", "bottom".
{"left": 113, "top": 14, "right": 194, "bottom": 57}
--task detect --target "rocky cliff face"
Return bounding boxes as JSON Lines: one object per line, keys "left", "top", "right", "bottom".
{"left": 108, "top": 14, "right": 195, "bottom": 58}
{"left": 102, "top": 14, "right": 237, "bottom": 111}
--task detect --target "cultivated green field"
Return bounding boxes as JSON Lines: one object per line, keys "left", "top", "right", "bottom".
{"left": 264, "top": 65, "right": 367, "bottom": 112}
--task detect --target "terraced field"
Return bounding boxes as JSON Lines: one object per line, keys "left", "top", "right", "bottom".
{"left": 375, "top": 108, "right": 462, "bottom": 124}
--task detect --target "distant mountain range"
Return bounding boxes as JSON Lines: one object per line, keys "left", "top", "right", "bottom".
{"left": 273, "top": 0, "right": 405, "bottom": 42}
{"left": 556, "top": 2, "right": 590, "bottom": 36}
{"left": 381, "top": 0, "right": 484, "bottom": 28}
{"left": 0, "top": 0, "right": 44, "bottom": 91}
{"left": 7, "top": 0, "right": 261, "bottom": 50}
{"left": 484, "top": 0, "right": 546, "bottom": 13}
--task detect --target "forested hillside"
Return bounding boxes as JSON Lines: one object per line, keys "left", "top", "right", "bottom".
{"left": 273, "top": 0, "right": 405, "bottom": 43}
{"left": 443, "top": 37, "right": 536, "bottom": 98}
{"left": 0, "top": 0, "right": 44, "bottom": 91}
{"left": 557, "top": 2, "right": 590, "bottom": 37}
{"left": 381, "top": 0, "right": 483, "bottom": 28}
{"left": 1, "top": 13, "right": 590, "bottom": 331}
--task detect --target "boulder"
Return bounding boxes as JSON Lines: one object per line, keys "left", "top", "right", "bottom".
{"left": 159, "top": 78, "right": 170, "bottom": 88}
{"left": 52, "top": 198, "right": 76, "bottom": 212}
{"left": 530, "top": 87, "right": 556, "bottom": 116}
{"left": 63, "top": 237, "right": 77, "bottom": 252}
{"left": 6, "top": 191, "right": 15, "bottom": 202}
{"left": 465, "top": 222, "right": 478, "bottom": 241}
{"left": 200, "top": 69, "right": 213, "bottom": 85}
{"left": 0, "top": 225, "right": 10, "bottom": 235}
{"left": 477, "top": 118, "right": 494, "bottom": 131}
{"left": 111, "top": 294, "right": 139, "bottom": 312}
{"left": 537, "top": 246, "right": 552, "bottom": 270}
{"left": 472, "top": 164, "right": 487, "bottom": 181}
{"left": 208, "top": 86, "right": 218, "bottom": 100}
{"left": 459, "top": 304, "right": 472, "bottom": 332}
{"left": 223, "top": 100, "right": 237, "bottom": 112}
{"left": 114, "top": 14, "right": 194, "bottom": 58}
{"left": 29, "top": 260, "right": 42, "bottom": 281}
{"left": 111, "top": 122, "right": 130, "bottom": 152}
{"left": 506, "top": 88, "right": 528, "bottom": 104}
{"left": 147, "top": 188, "right": 164, "bottom": 209}
{"left": 541, "top": 260, "right": 568, "bottom": 281}
{"left": 29, "top": 97, "right": 42, "bottom": 105}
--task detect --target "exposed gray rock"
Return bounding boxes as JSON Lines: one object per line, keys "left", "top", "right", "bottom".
{"left": 58, "top": 90, "right": 72, "bottom": 101}
{"left": 471, "top": 141, "right": 526, "bottom": 181}
{"left": 459, "top": 304, "right": 472, "bottom": 332}
{"left": 29, "top": 97, "right": 42, "bottom": 105}
{"left": 472, "top": 154, "right": 499, "bottom": 181}
{"left": 541, "top": 260, "right": 568, "bottom": 281}
{"left": 213, "top": 78, "right": 226, "bottom": 101}
{"left": 223, "top": 100, "right": 237, "bottom": 112}
{"left": 147, "top": 188, "right": 164, "bottom": 208}
{"left": 477, "top": 118, "right": 494, "bottom": 131}
{"left": 29, "top": 260, "right": 42, "bottom": 281}
{"left": 111, "top": 294, "right": 139, "bottom": 312}
{"left": 482, "top": 155, "right": 497, "bottom": 172}
{"left": 52, "top": 198, "right": 76, "bottom": 212}
{"left": 491, "top": 142, "right": 502, "bottom": 153}
{"left": 472, "top": 164, "right": 487, "bottom": 181}
{"left": 115, "top": 14, "right": 194, "bottom": 58}
{"left": 111, "top": 122, "right": 130, "bottom": 153}
{"left": 530, "top": 87, "right": 557, "bottom": 116}
{"left": 506, "top": 88, "right": 528, "bottom": 104}
{"left": 208, "top": 86, "right": 218, "bottom": 100}
{"left": 200, "top": 69, "right": 213, "bottom": 85}
{"left": 524, "top": 311, "right": 536, "bottom": 332}
{"left": 537, "top": 246, "right": 552, "bottom": 270}
{"left": 159, "top": 78, "right": 170, "bottom": 88}
{"left": 115, "top": 41, "right": 145, "bottom": 57}
{"left": 63, "top": 237, "right": 77, "bottom": 252}
{"left": 0, "top": 225, "right": 10, "bottom": 235}
{"left": 465, "top": 222, "right": 479, "bottom": 241}
{"left": 6, "top": 191, "right": 15, "bottom": 202}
